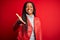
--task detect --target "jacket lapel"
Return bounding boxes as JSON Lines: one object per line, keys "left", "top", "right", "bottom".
{"left": 27, "top": 17, "right": 32, "bottom": 39}
{"left": 27, "top": 16, "right": 37, "bottom": 39}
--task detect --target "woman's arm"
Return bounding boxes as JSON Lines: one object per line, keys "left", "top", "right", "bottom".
{"left": 13, "top": 13, "right": 26, "bottom": 31}
{"left": 13, "top": 20, "right": 22, "bottom": 31}
{"left": 38, "top": 18, "right": 42, "bottom": 40}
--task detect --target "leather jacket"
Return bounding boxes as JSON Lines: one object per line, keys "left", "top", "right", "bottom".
{"left": 15, "top": 16, "right": 42, "bottom": 40}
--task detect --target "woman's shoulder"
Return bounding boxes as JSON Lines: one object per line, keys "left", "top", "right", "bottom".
{"left": 34, "top": 16, "right": 41, "bottom": 25}
{"left": 34, "top": 16, "right": 40, "bottom": 20}
{"left": 34, "top": 16, "right": 41, "bottom": 22}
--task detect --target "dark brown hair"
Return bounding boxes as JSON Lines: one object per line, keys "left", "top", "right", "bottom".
{"left": 22, "top": 1, "right": 36, "bottom": 33}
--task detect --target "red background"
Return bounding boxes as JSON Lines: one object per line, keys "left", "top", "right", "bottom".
{"left": 0, "top": 0, "right": 60, "bottom": 40}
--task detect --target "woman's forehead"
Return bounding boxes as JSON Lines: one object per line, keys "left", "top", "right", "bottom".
{"left": 26, "top": 3, "right": 33, "bottom": 6}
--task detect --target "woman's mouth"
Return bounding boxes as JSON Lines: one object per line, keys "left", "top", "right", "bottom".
{"left": 28, "top": 10, "right": 30, "bottom": 12}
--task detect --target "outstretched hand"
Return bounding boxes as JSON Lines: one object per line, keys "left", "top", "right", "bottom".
{"left": 16, "top": 13, "right": 26, "bottom": 24}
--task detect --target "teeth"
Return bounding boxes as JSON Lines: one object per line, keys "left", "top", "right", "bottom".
{"left": 28, "top": 10, "right": 30, "bottom": 12}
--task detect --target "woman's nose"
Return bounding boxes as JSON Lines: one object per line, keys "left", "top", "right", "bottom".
{"left": 28, "top": 8, "right": 31, "bottom": 10}
{"left": 28, "top": 8, "right": 29, "bottom": 10}
{"left": 28, "top": 7, "right": 31, "bottom": 10}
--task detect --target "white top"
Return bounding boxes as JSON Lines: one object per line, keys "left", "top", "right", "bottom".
{"left": 26, "top": 14, "right": 35, "bottom": 40}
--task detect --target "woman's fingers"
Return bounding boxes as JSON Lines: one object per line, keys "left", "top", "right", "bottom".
{"left": 16, "top": 13, "right": 26, "bottom": 24}
{"left": 16, "top": 13, "right": 20, "bottom": 18}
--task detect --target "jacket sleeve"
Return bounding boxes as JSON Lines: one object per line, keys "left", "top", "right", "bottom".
{"left": 13, "top": 20, "right": 23, "bottom": 31}
{"left": 38, "top": 18, "right": 42, "bottom": 40}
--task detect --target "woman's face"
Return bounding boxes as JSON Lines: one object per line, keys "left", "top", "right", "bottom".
{"left": 26, "top": 3, "right": 33, "bottom": 15}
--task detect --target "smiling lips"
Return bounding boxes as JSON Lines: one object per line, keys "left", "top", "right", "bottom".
{"left": 28, "top": 10, "right": 31, "bottom": 12}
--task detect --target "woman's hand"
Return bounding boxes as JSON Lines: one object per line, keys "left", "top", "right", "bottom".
{"left": 16, "top": 13, "right": 26, "bottom": 24}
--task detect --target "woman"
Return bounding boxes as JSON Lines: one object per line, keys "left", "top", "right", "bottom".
{"left": 14, "top": 1, "right": 42, "bottom": 40}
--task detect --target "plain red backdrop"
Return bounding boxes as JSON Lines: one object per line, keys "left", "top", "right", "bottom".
{"left": 0, "top": 0, "right": 60, "bottom": 40}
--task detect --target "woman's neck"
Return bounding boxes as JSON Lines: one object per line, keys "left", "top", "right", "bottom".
{"left": 28, "top": 14, "right": 33, "bottom": 16}
{"left": 26, "top": 14, "right": 34, "bottom": 17}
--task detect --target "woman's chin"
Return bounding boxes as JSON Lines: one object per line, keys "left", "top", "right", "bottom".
{"left": 28, "top": 13, "right": 32, "bottom": 15}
